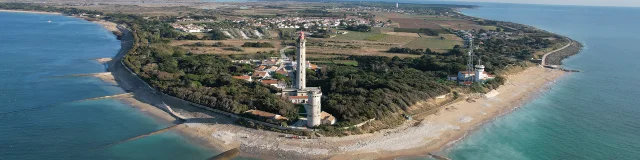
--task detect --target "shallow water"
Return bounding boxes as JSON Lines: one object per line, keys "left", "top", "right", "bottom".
{"left": 0, "top": 12, "right": 214, "bottom": 160}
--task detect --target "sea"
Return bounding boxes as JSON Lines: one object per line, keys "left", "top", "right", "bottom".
{"left": 2, "top": 2, "right": 640, "bottom": 160}
{"left": 0, "top": 12, "right": 215, "bottom": 159}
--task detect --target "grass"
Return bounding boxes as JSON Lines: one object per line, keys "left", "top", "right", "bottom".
{"left": 333, "top": 31, "right": 386, "bottom": 41}
{"left": 377, "top": 35, "right": 417, "bottom": 44}
{"left": 333, "top": 60, "right": 359, "bottom": 66}
{"left": 403, "top": 37, "right": 463, "bottom": 52}
{"left": 310, "top": 60, "right": 359, "bottom": 66}
{"left": 364, "top": 34, "right": 387, "bottom": 41}
{"left": 482, "top": 25, "right": 499, "bottom": 31}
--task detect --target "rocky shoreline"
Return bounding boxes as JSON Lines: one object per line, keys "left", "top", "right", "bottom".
{"left": 544, "top": 40, "right": 584, "bottom": 65}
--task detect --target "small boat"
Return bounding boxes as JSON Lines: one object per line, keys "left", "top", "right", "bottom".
{"left": 47, "top": 20, "right": 52, "bottom": 23}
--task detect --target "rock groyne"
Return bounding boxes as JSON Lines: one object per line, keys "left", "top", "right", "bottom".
{"left": 544, "top": 40, "right": 583, "bottom": 65}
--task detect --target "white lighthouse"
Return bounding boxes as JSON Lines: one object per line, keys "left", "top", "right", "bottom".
{"left": 474, "top": 64, "right": 486, "bottom": 82}
{"left": 305, "top": 90, "right": 322, "bottom": 127}
{"left": 281, "top": 32, "right": 336, "bottom": 127}
{"left": 295, "top": 32, "right": 306, "bottom": 90}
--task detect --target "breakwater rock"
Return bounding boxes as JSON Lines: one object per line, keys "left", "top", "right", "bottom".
{"left": 544, "top": 41, "right": 583, "bottom": 65}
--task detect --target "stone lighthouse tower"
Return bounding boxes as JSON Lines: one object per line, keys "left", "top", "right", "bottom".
{"left": 295, "top": 32, "right": 307, "bottom": 90}
{"left": 305, "top": 90, "right": 322, "bottom": 127}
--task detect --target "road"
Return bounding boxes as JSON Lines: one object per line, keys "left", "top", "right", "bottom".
{"left": 280, "top": 46, "right": 294, "bottom": 60}
{"left": 107, "top": 26, "right": 186, "bottom": 121}
{"left": 541, "top": 40, "right": 572, "bottom": 66}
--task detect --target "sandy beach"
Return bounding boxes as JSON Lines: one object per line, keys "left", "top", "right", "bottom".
{"left": 91, "top": 20, "right": 120, "bottom": 34}
{"left": 95, "top": 58, "right": 112, "bottom": 64}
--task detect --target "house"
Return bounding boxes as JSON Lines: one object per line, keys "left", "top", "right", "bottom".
{"left": 452, "top": 65, "right": 495, "bottom": 85}
{"left": 245, "top": 110, "right": 289, "bottom": 121}
{"left": 260, "top": 79, "right": 286, "bottom": 89}
{"left": 266, "top": 66, "right": 278, "bottom": 72}
{"left": 262, "top": 59, "right": 279, "bottom": 66}
{"left": 232, "top": 76, "right": 253, "bottom": 82}
{"left": 252, "top": 71, "right": 270, "bottom": 79}
{"left": 255, "top": 65, "right": 267, "bottom": 71}
{"left": 320, "top": 111, "right": 336, "bottom": 125}
{"left": 276, "top": 68, "right": 289, "bottom": 76}
{"left": 457, "top": 71, "right": 476, "bottom": 82}
{"left": 289, "top": 96, "right": 308, "bottom": 104}
{"left": 309, "top": 64, "right": 318, "bottom": 70}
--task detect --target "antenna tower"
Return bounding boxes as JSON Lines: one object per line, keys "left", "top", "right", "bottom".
{"left": 465, "top": 38, "right": 474, "bottom": 84}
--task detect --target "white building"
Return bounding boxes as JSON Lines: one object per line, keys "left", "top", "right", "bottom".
{"left": 305, "top": 90, "right": 322, "bottom": 127}
{"left": 450, "top": 64, "right": 495, "bottom": 84}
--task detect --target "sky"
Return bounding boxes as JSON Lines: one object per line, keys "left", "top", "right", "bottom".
{"left": 446, "top": 0, "right": 640, "bottom": 7}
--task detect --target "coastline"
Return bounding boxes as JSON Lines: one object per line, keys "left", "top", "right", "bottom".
{"left": 0, "top": 9, "right": 61, "bottom": 15}
{"left": 86, "top": 18, "right": 236, "bottom": 154}
{"left": 6, "top": 8, "right": 579, "bottom": 159}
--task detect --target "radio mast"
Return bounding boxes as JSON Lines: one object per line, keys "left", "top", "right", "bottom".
{"left": 465, "top": 38, "right": 474, "bottom": 84}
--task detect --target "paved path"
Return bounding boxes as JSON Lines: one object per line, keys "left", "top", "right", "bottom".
{"left": 108, "top": 26, "right": 186, "bottom": 121}
{"left": 541, "top": 40, "right": 572, "bottom": 66}
{"left": 280, "top": 46, "right": 294, "bottom": 60}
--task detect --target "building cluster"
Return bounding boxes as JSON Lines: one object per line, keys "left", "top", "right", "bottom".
{"left": 241, "top": 17, "right": 372, "bottom": 29}
{"left": 455, "top": 29, "right": 516, "bottom": 42}
{"left": 170, "top": 23, "right": 211, "bottom": 33}
{"left": 329, "top": 6, "right": 413, "bottom": 14}
{"left": 232, "top": 57, "right": 318, "bottom": 91}
{"left": 175, "top": 17, "right": 216, "bottom": 22}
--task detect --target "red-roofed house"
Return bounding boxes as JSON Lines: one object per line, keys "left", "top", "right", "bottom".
{"left": 260, "top": 79, "right": 286, "bottom": 89}
{"left": 255, "top": 65, "right": 267, "bottom": 71}
{"left": 232, "top": 76, "right": 253, "bottom": 82}
{"left": 276, "top": 68, "right": 289, "bottom": 76}
{"left": 245, "top": 109, "right": 289, "bottom": 121}
{"left": 266, "top": 66, "right": 278, "bottom": 72}
{"left": 320, "top": 111, "right": 336, "bottom": 125}
{"left": 252, "top": 71, "right": 270, "bottom": 79}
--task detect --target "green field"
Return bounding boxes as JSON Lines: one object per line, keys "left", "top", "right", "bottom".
{"left": 333, "top": 31, "right": 387, "bottom": 41}
{"left": 482, "top": 25, "right": 499, "bottom": 31}
{"left": 333, "top": 60, "right": 358, "bottom": 66}
{"left": 403, "top": 37, "right": 462, "bottom": 52}
{"left": 364, "top": 34, "right": 387, "bottom": 41}
{"left": 310, "top": 60, "right": 358, "bottom": 66}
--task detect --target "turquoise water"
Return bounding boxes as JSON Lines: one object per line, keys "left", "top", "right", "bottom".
{"left": 434, "top": 3, "right": 640, "bottom": 160}
{"left": 0, "top": 12, "right": 213, "bottom": 159}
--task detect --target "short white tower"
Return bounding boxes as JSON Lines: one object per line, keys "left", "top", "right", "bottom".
{"left": 396, "top": 2, "right": 398, "bottom": 8}
{"left": 475, "top": 65, "right": 485, "bottom": 82}
{"left": 305, "top": 90, "right": 322, "bottom": 127}
{"left": 296, "top": 32, "right": 307, "bottom": 90}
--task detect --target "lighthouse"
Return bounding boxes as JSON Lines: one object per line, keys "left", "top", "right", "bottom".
{"left": 295, "top": 32, "right": 306, "bottom": 90}
{"left": 305, "top": 90, "right": 322, "bottom": 127}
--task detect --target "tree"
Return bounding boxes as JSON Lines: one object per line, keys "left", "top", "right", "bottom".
{"left": 209, "top": 30, "right": 228, "bottom": 40}
{"left": 346, "top": 24, "right": 371, "bottom": 32}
